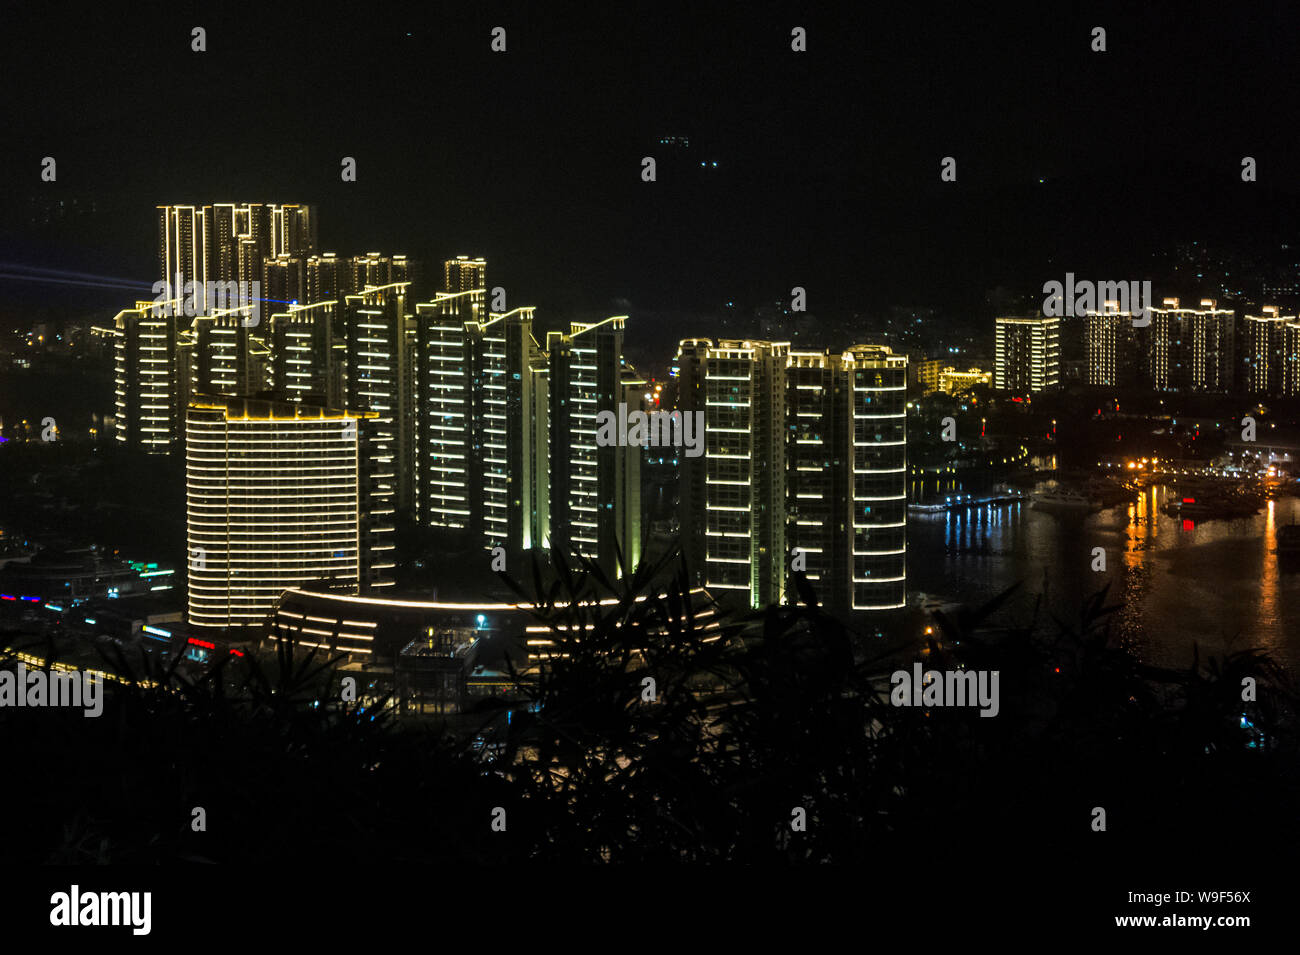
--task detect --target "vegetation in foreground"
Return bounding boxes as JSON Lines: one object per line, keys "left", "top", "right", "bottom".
{"left": 1, "top": 545, "right": 1296, "bottom": 864}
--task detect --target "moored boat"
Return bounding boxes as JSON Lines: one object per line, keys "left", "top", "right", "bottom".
{"left": 1030, "top": 488, "right": 1101, "bottom": 513}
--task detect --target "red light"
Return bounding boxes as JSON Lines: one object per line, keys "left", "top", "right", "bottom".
{"left": 229, "top": 648, "right": 244, "bottom": 657}
{"left": 1182, "top": 519, "right": 1194, "bottom": 531}
{"left": 1183, "top": 497, "right": 1195, "bottom": 504}
{"left": 188, "top": 637, "right": 216, "bottom": 649}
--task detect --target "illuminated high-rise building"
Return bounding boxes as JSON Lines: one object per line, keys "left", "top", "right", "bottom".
{"left": 106, "top": 203, "right": 319, "bottom": 458}
{"left": 548, "top": 316, "right": 642, "bottom": 576}
{"left": 270, "top": 204, "right": 317, "bottom": 258}
{"left": 391, "top": 255, "right": 416, "bottom": 287}
{"left": 417, "top": 292, "right": 551, "bottom": 556}
{"left": 343, "top": 283, "right": 413, "bottom": 514}
{"left": 189, "top": 303, "right": 264, "bottom": 398}
{"left": 1153, "top": 297, "right": 1235, "bottom": 392}
{"left": 1084, "top": 305, "right": 1147, "bottom": 388}
{"left": 106, "top": 299, "right": 185, "bottom": 453}
{"left": 785, "top": 348, "right": 848, "bottom": 604}
{"left": 675, "top": 339, "right": 906, "bottom": 612}
{"left": 842, "top": 344, "right": 908, "bottom": 612}
{"left": 352, "top": 253, "right": 386, "bottom": 290}
{"left": 415, "top": 290, "right": 483, "bottom": 534}
{"left": 341, "top": 252, "right": 421, "bottom": 299}
{"left": 480, "top": 307, "right": 551, "bottom": 553}
{"left": 1084, "top": 298, "right": 1233, "bottom": 392}
{"left": 264, "top": 254, "right": 305, "bottom": 313}
{"left": 1085, "top": 311, "right": 1118, "bottom": 387}
{"left": 444, "top": 255, "right": 487, "bottom": 293}
{"left": 307, "top": 253, "right": 352, "bottom": 306}
{"left": 158, "top": 203, "right": 315, "bottom": 314}
{"left": 995, "top": 316, "right": 1059, "bottom": 392}
{"left": 1192, "top": 300, "right": 1235, "bottom": 392}
{"left": 236, "top": 236, "right": 263, "bottom": 299}
{"left": 1284, "top": 320, "right": 1300, "bottom": 396}
{"left": 186, "top": 395, "right": 386, "bottom": 629}
{"left": 269, "top": 301, "right": 342, "bottom": 407}
{"left": 206, "top": 204, "right": 239, "bottom": 288}
{"left": 105, "top": 296, "right": 265, "bottom": 457}
{"left": 1243, "top": 306, "right": 1292, "bottom": 395}
{"left": 241, "top": 204, "right": 273, "bottom": 274}
{"left": 1154, "top": 298, "right": 1185, "bottom": 390}
{"left": 683, "top": 339, "right": 788, "bottom": 606}
{"left": 1145, "top": 303, "right": 1172, "bottom": 391}
{"left": 1100, "top": 306, "right": 1157, "bottom": 389}
{"left": 157, "top": 205, "right": 207, "bottom": 307}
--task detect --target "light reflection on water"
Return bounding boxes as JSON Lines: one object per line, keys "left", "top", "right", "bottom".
{"left": 907, "top": 485, "right": 1300, "bottom": 670}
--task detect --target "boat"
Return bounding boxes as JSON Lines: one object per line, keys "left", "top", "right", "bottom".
{"left": 1084, "top": 477, "right": 1137, "bottom": 508}
{"left": 911, "top": 592, "right": 962, "bottom": 616}
{"left": 907, "top": 490, "right": 1029, "bottom": 513}
{"left": 1162, "top": 484, "right": 1263, "bottom": 521}
{"left": 1030, "top": 489, "right": 1101, "bottom": 513}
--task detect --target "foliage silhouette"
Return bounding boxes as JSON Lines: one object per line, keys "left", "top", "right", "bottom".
{"left": 2, "top": 544, "right": 1296, "bottom": 864}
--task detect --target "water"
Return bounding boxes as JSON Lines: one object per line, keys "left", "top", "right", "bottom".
{"left": 907, "top": 486, "right": 1300, "bottom": 670}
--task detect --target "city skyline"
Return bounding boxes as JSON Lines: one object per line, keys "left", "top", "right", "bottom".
{"left": 27, "top": 192, "right": 1300, "bottom": 632}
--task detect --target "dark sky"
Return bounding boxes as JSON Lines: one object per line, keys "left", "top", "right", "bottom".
{"left": 4, "top": 1, "right": 1300, "bottom": 326}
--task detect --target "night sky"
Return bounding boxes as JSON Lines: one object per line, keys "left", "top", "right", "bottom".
{"left": 4, "top": 2, "right": 1300, "bottom": 328}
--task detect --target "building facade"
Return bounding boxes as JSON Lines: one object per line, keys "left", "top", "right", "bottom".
{"left": 1243, "top": 307, "right": 1292, "bottom": 395}
{"left": 343, "top": 283, "right": 414, "bottom": 514}
{"left": 994, "top": 316, "right": 1059, "bottom": 392}
{"left": 676, "top": 339, "right": 907, "bottom": 613}
{"left": 109, "top": 300, "right": 184, "bottom": 452}
{"left": 547, "top": 317, "right": 642, "bottom": 577}
{"left": 185, "top": 396, "right": 387, "bottom": 629}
